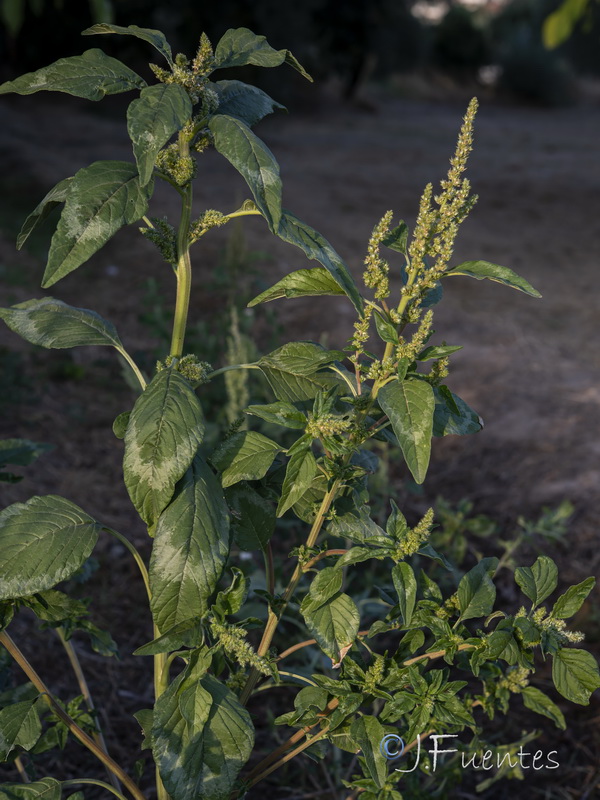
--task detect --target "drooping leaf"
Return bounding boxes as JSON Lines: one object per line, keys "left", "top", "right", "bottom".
{"left": 127, "top": 84, "right": 192, "bottom": 186}
{"left": 0, "top": 439, "right": 53, "bottom": 468}
{"left": 276, "top": 210, "right": 363, "bottom": 315}
{"left": 432, "top": 386, "right": 483, "bottom": 437}
{"left": 350, "top": 716, "right": 388, "bottom": 789}
{"left": 0, "top": 777, "right": 61, "bottom": 800}
{"left": 212, "top": 79, "right": 284, "bottom": 127}
{"left": 214, "top": 27, "right": 311, "bottom": 80}
{"left": 445, "top": 260, "right": 541, "bottom": 298}
{"left": 301, "top": 592, "right": 360, "bottom": 666}
{"left": 392, "top": 563, "right": 417, "bottom": 626}
{"left": 0, "top": 298, "right": 122, "bottom": 350}
{"left": 149, "top": 456, "right": 230, "bottom": 631}
{"left": 457, "top": 558, "right": 498, "bottom": 622}
{"left": 276, "top": 439, "right": 317, "bottom": 517}
{"left": 244, "top": 401, "right": 306, "bottom": 430}
{"left": 0, "top": 700, "right": 42, "bottom": 759}
{"left": 521, "top": 686, "right": 566, "bottom": 729}
{"left": 552, "top": 648, "right": 600, "bottom": 704}
{"left": 224, "top": 483, "right": 274, "bottom": 552}
{"left": 82, "top": 23, "right": 174, "bottom": 66}
{"left": 378, "top": 379, "right": 435, "bottom": 484}
{"left": 208, "top": 114, "right": 282, "bottom": 233}
{"left": 552, "top": 577, "right": 595, "bottom": 619}
{"left": 213, "top": 567, "right": 248, "bottom": 618}
{"left": 0, "top": 49, "right": 145, "bottom": 99}
{"left": 0, "top": 495, "right": 100, "bottom": 601}
{"left": 123, "top": 369, "right": 205, "bottom": 527}
{"left": 248, "top": 267, "right": 345, "bottom": 307}
{"left": 134, "top": 618, "right": 204, "bottom": 656}
{"left": 17, "top": 177, "right": 72, "bottom": 250}
{"left": 515, "top": 556, "right": 558, "bottom": 607}
{"left": 43, "top": 161, "right": 152, "bottom": 288}
{"left": 211, "top": 431, "right": 281, "bottom": 489}
{"left": 257, "top": 341, "right": 345, "bottom": 402}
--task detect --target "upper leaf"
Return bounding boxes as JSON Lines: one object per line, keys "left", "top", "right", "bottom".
{"left": 214, "top": 27, "right": 311, "bottom": 81}
{"left": 43, "top": 161, "right": 152, "bottom": 288}
{"left": 521, "top": 686, "right": 566, "bottom": 730}
{"left": 552, "top": 576, "right": 595, "bottom": 619}
{"left": 244, "top": 401, "right": 306, "bottom": 430}
{"left": 0, "top": 298, "right": 122, "bottom": 350}
{"left": 0, "top": 700, "right": 42, "bottom": 759}
{"left": 301, "top": 592, "right": 360, "bottom": 667}
{"left": 257, "top": 341, "right": 345, "bottom": 402}
{"left": 515, "top": 556, "right": 558, "bottom": 607}
{"left": 392, "top": 562, "right": 417, "bottom": 627}
{"left": 552, "top": 648, "right": 600, "bottom": 705}
{"left": 248, "top": 267, "right": 345, "bottom": 307}
{"left": 82, "top": 23, "right": 174, "bottom": 67}
{"left": 276, "top": 439, "right": 317, "bottom": 517}
{"left": 211, "top": 431, "right": 281, "bottom": 488}
{"left": 123, "top": 369, "right": 205, "bottom": 527}
{"left": 0, "top": 495, "right": 100, "bottom": 600}
{"left": 212, "top": 80, "right": 285, "bottom": 127}
{"left": 445, "top": 260, "right": 541, "bottom": 298}
{"left": 17, "top": 177, "right": 72, "bottom": 251}
{"left": 0, "top": 49, "right": 145, "bottom": 99}
{"left": 127, "top": 84, "right": 192, "bottom": 186}
{"left": 457, "top": 558, "right": 498, "bottom": 622}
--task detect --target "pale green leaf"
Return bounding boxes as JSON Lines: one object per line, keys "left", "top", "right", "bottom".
{"left": 17, "top": 177, "right": 72, "bottom": 250}
{"left": 276, "top": 441, "right": 317, "bottom": 517}
{"left": 515, "top": 556, "right": 558, "bottom": 607}
{"left": 0, "top": 701, "right": 42, "bottom": 759}
{"left": 301, "top": 567, "right": 343, "bottom": 612}
{"left": 257, "top": 341, "right": 345, "bottom": 402}
{"left": 445, "top": 260, "right": 541, "bottom": 297}
{"left": 552, "top": 648, "right": 600, "bottom": 704}
{"left": 521, "top": 686, "right": 566, "bottom": 729}
{"left": 350, "top": 716, "right": 387, "bottom": 789}
{"left": 212, "top": 79, "right": 285, "bottom": 127}
{"left": 552, "top": 577, "right": 595, "bottom": 619}
{"left": 392, "top": 562, "right": 417, "bottom": 626}
{"left": 82, "top": 23, "right": 174, "bottom": 66}
{"left": 244, "top": 401, "right": 306, "bottom": 430}
{"left": 248, "top": 267, "right": 345, "bottom": 307}
{"left": 457, "top": 558, "right": 498, "bottom": 622}
{"left": 214, "top": 27, "right": 311, "bottom": 80}
{"left": 302, "top": 592, "right": 360, "bottom": 666}
{"left": 211, "top": 431, "right": 281, "bottom": 489}
{"left": 542, "top": 0, "right": 589, "bottom": 49}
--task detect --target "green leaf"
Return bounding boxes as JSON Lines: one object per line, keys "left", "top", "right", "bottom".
{"left": 82, "top": 23, "right": 174, "bottom": 67}
{"left": 328, "top": 507, "right": 390, "bottom": 547}
{"left": 417, "top": 345, "right": 463, "bottom": 361}
{"left": 432, "top": 386, "right": 483, "bottom": 437}
{"left": 257, "top": 341, "right": 345, "bottom": 402}
{"left": 276, "top": 210, "right": 363, "bottom": 315}
{"left": 552, "top": 576, "right": 595, "bottom": 619}
{"left": 211, "top": 431, "right": 281, "bottom": 489}
{"left": 0, "top": 439, "right": 53, "bottom": 468}
{"left": 543, "top": 0, "right": 589, "bottom": 49}
{"left": 208, "top": 114, "right": 282, "bottom": 233}
{"left": 302, "top": 592, "right": 360, "bottom": 666}
{"left": 521, "top": 686, "right": 566, "bottom": 729}
{"left": 374, "top": 312, "right": 398, "bottom": 344}
{"left": 0, "top": 49, "right": 145, "bottom": 99}
{"left": 244, "top": 401, "right": 306, "bottom": 429}
{"left": 213, "top": 567, "right": 248, "bottom": 618}
{"left": 457, "top": 558, "right": 498, "bottom": 622}
{"left": 445, "top": 260, "right": 541, "bottom": 298}
{"left": 0, "top": 298, "right": 122, "bottom": 350}
{"left": 382, "top": 221, "right": 409, "bottom": 255}
{"left": 123, "top": 369, "right": 205, "bottom": 527}
{"left": 0, "top": 700, "right": 42, "bottom": 759}
{"left": 0, "top": 495, "right": 100, "bottom": 601}
{"left": 302, "top": 567, "right": 343, "bottom": 611}
{"left": 515, "top": 556, "right": 558, "bottom": 607}
{"left": 392, "top": 563, "right": 417, "bottom": 626}
{"left": 248, "top": 267, "right": 345, "bottom": 306}
{"left": 43, "top": 161, "right": 152, "bottom": 288}
{"left": 214, "top": 27, "right": 311, "bottom": 80}
{"left": 224, "top": 483, "right": 274, "bottom": 552}
{"left": 112, "top": 411, "right": 130, "bottom": 440}
{"left": 378, "top": 379, "right": 435, "bottom": 484}
{"left": 150, "top": 456, "right": 230, "bottom": 631}
{"left": 212, "top": 79, "right": 284, "bottom": 127}
{"left": 552, "top": 648, "right": 600, "bottom": 704}
{"left": 17, "top": 177, "right": 72, "bottom": 250}
{"left": 127, "top": 84, "right": 192, "bottom": 186}
{"left": 350, "top": 716, "right": 388, "bottom": 789}
{"left": 277, "top": 440, "right": 317, "bottom": 517}
{"left": 0, "top": 778, "right": 61, "bottom": 800}
{"left": 134, "top": 618, "right": 204, "bottom": 656}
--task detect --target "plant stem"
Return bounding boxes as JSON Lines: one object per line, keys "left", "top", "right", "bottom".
{"left": 0, "top": 631, "right": 146, "bottom": 800}
{"left": 207, "top": 362, "right": 260, "bottom": 379}
{"left": 169, "top": 135, "right": 193, "bottom": 360}
{"left": 302, "top": 549, "right": 348, "bottom": 572}
{"left": 104, "top": 528, "right": 151, "bottom": 602}
{"left": 245, "top": 725, "right": 331, "bottom": 790}
{"left": 402, "top": 642, "right": 476, "bottom": 666}
{"left": 117, "top": 347, "right": 147, "bottom": 391}
{"left": 265, "top": 542, "right": 275, "bottom": 595}
{"left": 63, "top": 779, "right": 130, "bottom": 800}
{"left": 56, "top": 628, "right": 122, "bottom": 794}
{"left": 14, "top": 755, "right": 29, "bottom": 783}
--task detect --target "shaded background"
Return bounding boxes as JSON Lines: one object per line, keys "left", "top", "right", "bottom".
{"left": 0, "top": 0, "right": 599, "bottom": 797}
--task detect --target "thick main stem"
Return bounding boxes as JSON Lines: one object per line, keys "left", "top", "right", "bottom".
{"left": 169, "top": 135, "right": 193, "bottom": 360}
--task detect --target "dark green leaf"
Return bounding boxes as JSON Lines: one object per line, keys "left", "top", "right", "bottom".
{"left": 432, "top": 386, "right": 483, "bottom": 437}
{"left": 150, "top": 456, "right": 230, "bottom": 631}
{"left": 17, "top": 177, "right": 72, "bottom": 250}
{"left": 445, "top": 260, "right": 541, "bottom": 298}
{"left": 392, "top": 563, "right": 417, "bottom": 626}
{"left": 43, "top": 161, "right": 152, "bottom": 288}
{"left": 212, "top": 79, "right": 284, "bottom": 127}
{"left": 112, "top": 411, "right": 130, "bottom": 440}
{"left": 244, "top": 401, "right": 305, "bottom": 429}
{"left": 457, "top": 558, "right": 498, "bottom": 622}
{"left": 211, "top": 431, "right": 281, "bottom": 488}
{"left": 82, "top": 23, "right": 174, "bottom": 66}
{"left": 378, "top": 379, "right": 435, "bottom": 484}
{"left": 515, "top": 556, "right": 558, "bottom": 607}
{"left": 350, "top": 716, "right": 388, "bottom": 789}
{"left": 213, "top": 567, "right": 248, "bottom": 617}
{"left": 214, "top": 27, "right": 311, "bottom": 80}
{"left": 552, "top": 577, "right": 595, "bottom": 619}
{"left": 248, "top": 267, "right": 345, "bottom": 307}
{"left": 134, "top": 618, "right": 204, "bottom": 656}
{"left": 277, "top": 440, "right": 317, "bottom": 516}
{"left": 0, "top": 700, "right": 41, "bottom": 759}
{"left": 0, "top": 49, "right": 145, "bottom": 99}
{"left": 301, "top": 592, "right": 359, "bottom": 666}
{"left": 0, "top": 778, "right": 61, "bottom": 800}
{"left": 335, "top": 547, "right": 381, "bottom": 569}
{"left": 552, "top": 648, "right": 600, "bottom": 704}
{"left": 127, "top": 84, "right": 192, "bottom": 186}
{"left": 521, "top": 686, "right": 566, "bottom": 729}
{"left": 0, "top": 495, "right": 100, "bottom": 601}
{"left": 0, "top": 439, "right": 53, "bottom": 468}
{"left": 382, "top": 221, "right": 408, "bottom": 255}
{"left": 302, "top": 567, "right": 343, "bottom": 611}
{"left": 374, "top": 312, "right": 398, "bottom": 344}
{"left": 124, "top": 369, "right": 205, "bottom": 527}
{"left": 0, "top": 298, "right": 122, "bottom": 350}
{"left": 417, "top": 345, "right": 462, "bottom": 361}
{"left": 328, "top": 508, "right": 390, "bottom": 547}
{"left": 224, "top": 483, "right": 274, "bottom": 552}
{"left": 257, "top": 342, "right": 344, "bottom": 402}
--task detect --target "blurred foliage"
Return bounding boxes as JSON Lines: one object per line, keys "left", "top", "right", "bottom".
{"left": 432, "top": 5, "right": 490, "bottom": 75}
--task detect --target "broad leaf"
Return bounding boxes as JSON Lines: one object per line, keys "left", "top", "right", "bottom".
{"left": 17, "top": 177, "right": 72, "bottom": 250}
{"left": 302, "top": 592, "right": 360, "bottom": 666}
{"left": 123, "top": 369, "right": 205, "bottom": 527}
{"left": 302, "top": 567, "right": 343, "bottom": 611}
{"left": 552, "top": 648, "right": 600, "bottom": 704}
{"left": 276, "top": 210, "right": 363, "bottom": 315}
{"left": 552, "top": 577, "right": 595, "bottom": 619}
{"left": 214, "top": 27, "right": 311, "bottom": 80}
{"left": 276, "top": 439, "right": 317, "bottom": 517}
{"left": 244, "top": 401, "right": 306, "bottom": 430}
{"left": 150, "top": 456, "right": 230, "bottom": 632}
{"left": 0, "top": 49, "right": 145, "bottom": 99}
{"left": 209, "top": 114, "right": 282, "bottom": 233}
{"left": 82, "top": 23, "right": 174, "bottom": 66}
{"left": 521, "top": 686, "right": 566, "bottom": 730}
{"left": 257, "top": 341, "right": 344, "bottom": 402}
{"left": 0, "top": 778, "right": 61, "bottom": 800}
{"left": 445, "top": 260, "right": 541, "bottom": 298}
{"left": 211, "top": 431, "right": 281, "bottom": 488}
{"left": 382, "top": 221, "right": 409, "bottom": 255}
{"left": 515, "top": 556, "right": 558, "bottom": 607}
{"left": 248, "top": 267, "right": 345, "bottom": 306}
{"left": 0, "top": 439, "right": 53, "bottom": 468}
{"left": 212, "top": 80, "right": 284, "bottom": 127}
{"left": 0, "top": 700, "right": 42, "bottom": 759}
{"left": 224, "top": 483, "right": 274, "bottom": 552}
{"left": 457, "top": 558, "right": 498, "bottom": 622}
{"left": 43, "top": 161, "right": 152, "bottom": 288}
{"left": 432, "top": 386, "right": 483, "bottom": 437}
{"left": 328, "top": 507, "right": 390, "bottom": 547}
{"left": 392, "top": 563, "right": 417, "bottom": 626}
{"left": 350, "top": 716, "right": 388, "bottom": 789}
{"left": 127, "top": 84, "right": 192, "bottom": 186}
{"left": 378, "top": 379, "right": 435, "bottom": 484}
{"left": 0, "top": 495, "right": 100, "bottom": 600}
{"left": 134, "top": 618, "right": 204, "bottom": 656}
{"left": 0, "top": 298, "right": 122, "bottom": 350}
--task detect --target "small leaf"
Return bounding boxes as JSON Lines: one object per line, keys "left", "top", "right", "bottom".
{"left": 378, "top": 379, "right": 435, "bottom": 484}
{"left": 257, "top": 341, "right": 344, "bottom": 402}
{"left": 445, "top": 260, "right": 541, "bottom": 297}
{"left": 214, "top": 27, "right": 311, "bottom": 80}
{"left": 112, "top": 411, "right": 130, "bottom": 440}
{"left": 211, "top": 431, "right": 281, "bottom": 488}
{"left": 224, "top": 483, "right": 274, "bottom": 552}
{"left": 127, "top": 84, "right": 192, "bottom": 186}
{"left": 374, "top": 311, "right": 398, "bottom": 344}
{"left": 515, "top": 556, "right": 558, "bottom": 607}
{"left": 382, "top": 221, "right": 409, "bottom": 255}
{"left": 82, "top": 23, "right": 174, "bottom": 66}
{"left": 0, "top": 49, "right": 145, "bottom": 99}
{"left": 213, "top": 567, "right": 248, "bottom": 618}
{"left": 521, "top": 686, "right": 566, "bottom": 729}
{"left": 457, "top": 558, "right": 498, "bottom": 622}
{"left": 392, "top": 563, "right": 417, "bottom": 626}
{"left": 350, "top": 716, "right": 388, "bottom": 789}
{"left": 432, "top": 386, "right": 483, "bottom": 437}
{"left": 244, "top": 401, "right": 306, "bottom": 429}
{"left": 0, "top": 495, "right": 100, "bottom": 601}
{"left": 43, "top": 161, "right": 152, "bottom": 288}
{"left": 248, "top": 267, "right": 345, "bottom": 307}
{"left": 552, "top": 648, "right": 600, "bottom": 704}
{"left": 212, "top": 79, "right": 285, "bottom": 127}
{"left": 417, "top": 345, "right": 462, "bottom": 361}
{"left": 0, "top": 700, "right": 42, "bottom": 759}
{"left": 0, "top": 439, "right": 53, "bottom": 468}
{"left": 301, "top": 592, "right": 360, "bottom": 666}
{"left": 17, "top": 177, "right": 72, "bottom": 250}
{"left": 0, "top": 298, "right": 122, "bottom": 350}
{"left": 302, "top": 567, "right": 343, "bottom": 611}
{"left": 0, "top": 777, "right": 61, "bottom": 800}
{"left": 134, "top": 618, "right": 204, "bottom": 656}
{"left": 552, "top": 577, "right": 595, "bottom": 619}
{"left": 276, "top": 440, "right": 317, "bottom": 517}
